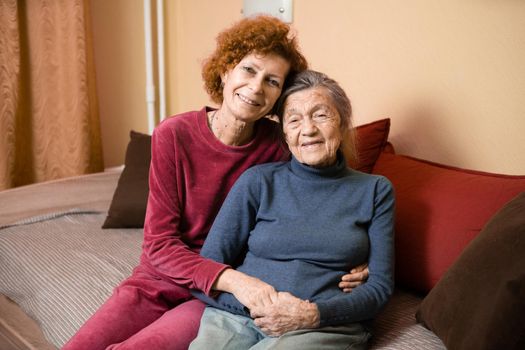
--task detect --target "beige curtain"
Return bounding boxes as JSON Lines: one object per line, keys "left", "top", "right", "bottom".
{"left": 0, "top": 0, "right": 103, "bottom": 191}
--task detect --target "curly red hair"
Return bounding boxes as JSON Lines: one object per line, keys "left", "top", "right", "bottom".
{"left": 202, "top": 15, "right": 308, "bottom": 104}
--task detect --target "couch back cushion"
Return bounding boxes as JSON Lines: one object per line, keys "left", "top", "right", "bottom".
{"left": 373, "top": 152, "right": 525, "bottom": 293}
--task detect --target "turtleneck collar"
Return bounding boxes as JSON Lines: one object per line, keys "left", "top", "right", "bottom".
{"left": 289, "top": 151, "right": 349, "bottom": 180}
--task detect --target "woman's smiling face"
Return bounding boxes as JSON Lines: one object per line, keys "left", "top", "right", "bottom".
{"left": 221, "top": 52, "right": 290, "bottom": 123}
{"left": 282, "top": 87, "right": 343, "bottom": 168}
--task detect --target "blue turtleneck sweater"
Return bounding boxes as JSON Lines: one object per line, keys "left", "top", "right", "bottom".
{"left": 198, "top": 154, "right": 395, "bottom": 327}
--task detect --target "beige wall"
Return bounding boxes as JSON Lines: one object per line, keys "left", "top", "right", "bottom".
{"left": 92, "top": 0, "right": 525, "bottom": 174}
{"left": 91, "top": 0, "right": 148, "bottom": 167}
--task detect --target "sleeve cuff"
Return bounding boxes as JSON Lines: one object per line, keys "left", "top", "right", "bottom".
{"left": 315, "top": 300, "right": 352, "bottom": 327}
{"left": 193, "top": 258, "right": 230, "bottom": 296}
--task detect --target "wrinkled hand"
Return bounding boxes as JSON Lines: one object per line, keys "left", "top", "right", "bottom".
{"left": 339, "top": 263, "right": 369, "bottom": 293}
{"left": 214, "top": 269, "right": 279, "bottom": 311}
{"left": 231, "top": 275, "right": 279, "bottom": 311}
{"left": 251, "top": 292, "right": 320, "bottom": 337}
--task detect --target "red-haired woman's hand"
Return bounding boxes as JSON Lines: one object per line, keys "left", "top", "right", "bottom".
{"left": 339, "top": 263, "right": 369, "bottom": 293}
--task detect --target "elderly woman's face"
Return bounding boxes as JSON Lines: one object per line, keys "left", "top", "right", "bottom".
{"left": 282, "top": 87, "right": 343, "bottom": 168}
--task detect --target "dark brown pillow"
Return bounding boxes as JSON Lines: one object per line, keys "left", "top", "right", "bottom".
{"left": 102, "top": 130, "right": 151, "bottom": 228}
{"left": 415, "top": 192, "right": 525, "bottom": 350}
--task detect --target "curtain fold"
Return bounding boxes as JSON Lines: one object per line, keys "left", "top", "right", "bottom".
{"left": 0, "top": 0, "right": 103, "bottom": 191}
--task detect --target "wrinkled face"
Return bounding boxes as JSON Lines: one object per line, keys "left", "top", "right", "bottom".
{"left": 221, "top": 53, "right": 290, "bottom": 123}
{"left": 282, "top": 87, "right": 343, "bottom": 168}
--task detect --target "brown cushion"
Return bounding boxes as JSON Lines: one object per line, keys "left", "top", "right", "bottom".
{"left": 102, "top": 130, "right": 151, "bottom": 228}
{"left": 415, "top": 192, "right": 525, "bottom": 350}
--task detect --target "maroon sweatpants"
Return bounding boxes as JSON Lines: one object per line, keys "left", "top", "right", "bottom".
{"left": 62, "top": 264, "right": 206, "bottom": 350}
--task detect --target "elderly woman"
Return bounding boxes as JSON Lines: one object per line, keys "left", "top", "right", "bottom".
{"left": 190, "top": 70, "right": 395, "bottom": 350}
{"left": 64, "top": 17, "right": 367, "bottom": 350}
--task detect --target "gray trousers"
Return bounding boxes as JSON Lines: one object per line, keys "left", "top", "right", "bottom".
{"left": 189, "top": 307, "right": 371, "bottom": 350}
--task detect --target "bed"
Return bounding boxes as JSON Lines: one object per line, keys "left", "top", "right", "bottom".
{"left": 0, "top": 169, "right": 143, "bottom": 349}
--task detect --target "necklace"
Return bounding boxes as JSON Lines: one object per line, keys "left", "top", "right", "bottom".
{"left": 207, "top": 110, "right": 254, "bottom": 146}
{"left": 208, "top": 109, "right": 227, "bottom": 142}
{"left": 207, "top": 110, "right": 217, "bottom": 131}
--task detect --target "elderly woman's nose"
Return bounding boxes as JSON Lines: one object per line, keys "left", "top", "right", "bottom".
{"left": 300, "top": 117, "right": 317, "bottom": 134}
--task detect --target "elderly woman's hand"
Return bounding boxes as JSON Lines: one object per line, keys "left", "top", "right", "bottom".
{"left": 213, "top": 268, "right": 279, "bottom": 311}
{"left": 339, "top": 263, "right": 369, "bottom": 293}
{"left": 251, "top": 292, "right": 320, "bottom": 337}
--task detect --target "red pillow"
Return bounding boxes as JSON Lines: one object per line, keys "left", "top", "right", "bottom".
{"left": 354, "top": 118, "right": 390, "bottom": 173}
{"left": 373, "top": 152, "right": 525, "bottom": 293}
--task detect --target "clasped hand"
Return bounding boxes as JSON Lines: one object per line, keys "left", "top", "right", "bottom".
{"left": 218, "top": 264, "right": 368, "bottom": 337}
{"left": 228, "top": 273, "right": 317, "bottom": 336}
{"left": 250, "top": 291, "right": 319, "bottom": 337}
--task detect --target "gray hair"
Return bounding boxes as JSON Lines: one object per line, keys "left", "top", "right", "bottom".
{"left": 274, "top": 70, "right": 358, "bottom": 166}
